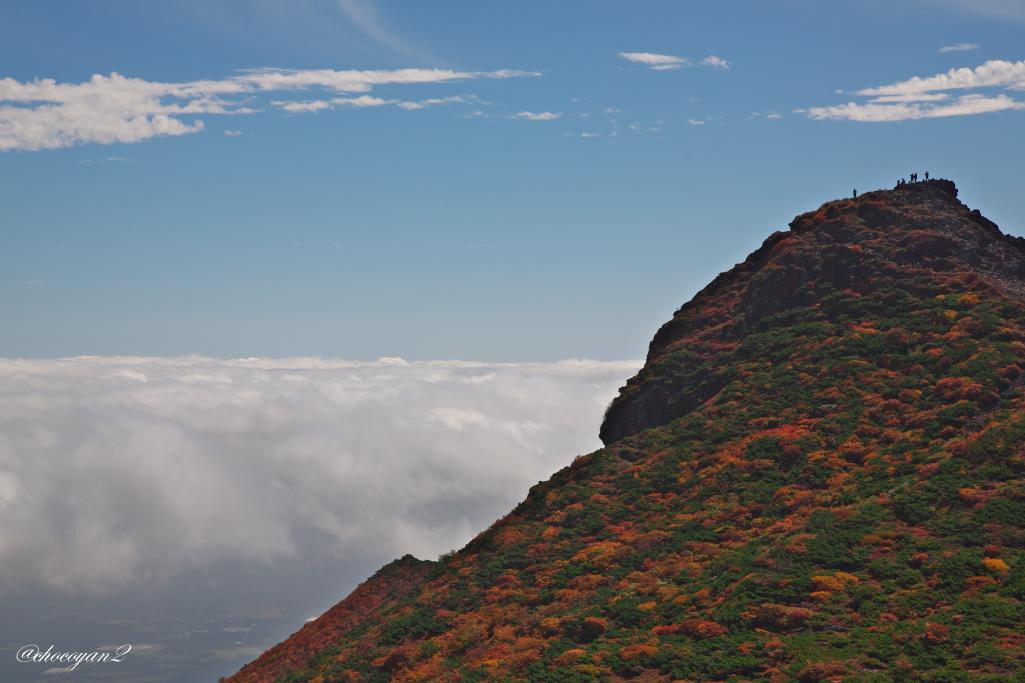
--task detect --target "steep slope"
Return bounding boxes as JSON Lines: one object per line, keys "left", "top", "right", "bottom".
{"left": 230, "top": 180, "right": 1025, "bottom": 682}
{"left": 228, "top": 556, "right": 432, "bottom": 682}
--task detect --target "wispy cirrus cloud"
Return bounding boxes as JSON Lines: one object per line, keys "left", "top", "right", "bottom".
{"left": 273, "top": 93, "right": 477, "bottom": 113}
{"left": 939, "top": 43, "right": 979, "bottom": 53}
{"left": 618, "top": 52, "right": 686, "bottom": 70}
{"left": 803, "top": 94, "right": 1023, "bottom": 122}
{"left": 511, "top": 110, "right": 561, "bottom": 121}
{"left": 336, "top": 0, "right": 428, "bottom": 62}
{"left": 0, "top": 67, "right": 539, "bottom": 151}
{"left": 802, "top": 58, "right": 1025, "bottom": 121}
{"left": 931, "top": 0, "right": 1025, "bottom": 22}
{"left": 81, "top": 155, "right": 134, "bottom": 163}
{"left": 618, "top": 52, "right": 730, "bottom": 71}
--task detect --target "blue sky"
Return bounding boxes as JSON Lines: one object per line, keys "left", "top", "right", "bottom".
{"left": 3, "top": 0, "right": 1024, "bottom": 360}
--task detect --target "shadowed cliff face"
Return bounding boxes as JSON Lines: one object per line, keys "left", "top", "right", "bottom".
{"left": 230, "top": 179, "right": 1025, "bottom": 682}
{"left": 600, "top": 179, "right": 1025, "bottom": 445}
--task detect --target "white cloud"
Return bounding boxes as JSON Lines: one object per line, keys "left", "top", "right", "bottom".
{"left": 687, "top": 118, "right": 706, "bottom": 125}
{"left": 618, "top": 52, "right": 730, "bottom": 71}
{"left": 274, "top": 93, "right": 477, "bottom": 113}
{"left": 396, "top": 95, "right": 477, "bottom": 110}
{"left": 856, "top": 59, "right": 1025, "bottom": 97}
{"left": 939, "top": 43, "right": 980, "bottom": 53}
{"left": 235, "top": 67, "right": 534, "bottom": 92}
{"left": 804, "top": 93, "right": 1024, "bottom": 121}
{"left": 618, "top": 52, "right": 686, "bottom": 70}
{"left": 274, "top": 99, "right": 335, "bottom": 113}
{"left": 700, "top": 55, "right": 731, "bottom": 70}
{"left": 223, "top": 129, "right": 243, "bottom": 136}
{"left": 273, "top": 95, "right": 393, "bottom": 113}
{"left": 0, "top": 355, "right": 639, "bottom": 591}
{"left": 0, "top": 68, "right": 539, "bottom": 151}
{"left": 803, "top": 59, "right": 1025, "bottom": 121}
{"left": 766, "top": 112, "right": 783, "bottom": 119}
{"left": 580, "top": 132, "right": 599, "bottom": 138}
{"left": 869, "top": 93, "right": 950, "bottom": 103}
{"left": 511, "top": 111, "right": 561, "bottom": 121}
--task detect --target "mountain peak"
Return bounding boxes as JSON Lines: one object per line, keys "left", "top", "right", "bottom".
{"left": 600, "top": 178, "right": 1022, "bottom": 445}
{"left": 789, "top": 178, "right": 962, "bottom": 234}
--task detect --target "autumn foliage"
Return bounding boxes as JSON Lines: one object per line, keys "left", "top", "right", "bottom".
{"left": 230, "top": 181, "right": 1025, "bottom": 682}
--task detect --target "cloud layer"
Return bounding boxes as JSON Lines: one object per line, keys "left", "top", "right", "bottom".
{"left": 0, "top": 355, "right": 638, "bottom": 592}
{"left": 0, "top": 67, "right": 538, "bottom": 151}
{"left": 803, "top": 58, "right": 1025, "bottom": 121}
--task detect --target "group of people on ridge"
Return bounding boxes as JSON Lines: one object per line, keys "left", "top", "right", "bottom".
{"left": 897, "top": 170, "right": 929, "bottom": 186}
{"left": 852, "top": 171, "right": 932, "bottom": 198}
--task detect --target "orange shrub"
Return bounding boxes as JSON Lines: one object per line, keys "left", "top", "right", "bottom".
{"left": 553, "top": 649, "right": 586, "bottom": 666}
{"left": 924, "top": 623, "right": 950, "bottom": 643}
{"left": 811, "top": 572, "right": 859, "bottom": 593}
{"left": 679, "top": 618, "right": 728, "bottom": 638}
{"left": 982, "top": 557, "right": 1010, "bottom": 574}
{"left": 619, "top": 643, "right": 659, "bottom": 660}
{"left": 797, "top": 661, "right": 847, "bottom": 682}
{"left": 934, "top": 376, "right": 982, "bottom": 402}
{"left": 754, "top": 604, "right": 813, "bottom": 632}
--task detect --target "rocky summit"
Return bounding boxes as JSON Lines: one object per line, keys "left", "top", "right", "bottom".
{"left": 230, "top": 179, "right": 1025, "bottom": 682}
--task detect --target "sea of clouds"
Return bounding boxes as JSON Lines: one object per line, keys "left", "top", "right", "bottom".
{"left": 0, "top": 355, "right": 639, "bottom": 593}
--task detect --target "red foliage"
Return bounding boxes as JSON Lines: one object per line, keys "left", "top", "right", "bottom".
{"left": 679, "top": 618, "right": 728, "bottom": 638}
{"left": 752, "top": 604, "right": 813, "bottom": 632}
{"left": 933, "top": 376, "right": 982, "bottom": 402}
{"left": 924, "top": 622, "right": 950, "bottom": 644}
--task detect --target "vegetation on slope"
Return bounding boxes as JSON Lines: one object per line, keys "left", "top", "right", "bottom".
{"left": 231, "top": 180, "right": 1025, "bottom": 682}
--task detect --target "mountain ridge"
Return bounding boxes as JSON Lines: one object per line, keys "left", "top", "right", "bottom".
{"left": 600, "top": 179, "right": 1025, "bottom": 445}
{"left": 229, "top": 179, "right": 1025, "bottom": 682}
